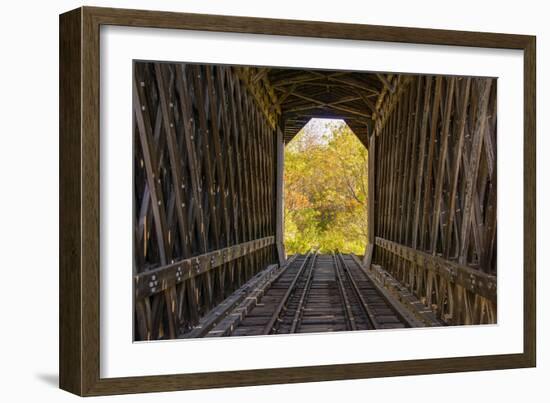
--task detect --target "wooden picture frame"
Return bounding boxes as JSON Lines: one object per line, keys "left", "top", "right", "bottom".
{"left": 59, "top": 6, "right": 536, "bottom": 396}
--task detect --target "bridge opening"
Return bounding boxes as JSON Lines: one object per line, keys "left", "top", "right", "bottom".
{"left": 284, "top": 118, "right": 368, "bottom": 255}
{"left": 132, "top": 61, "right": 497, "bottom": 340}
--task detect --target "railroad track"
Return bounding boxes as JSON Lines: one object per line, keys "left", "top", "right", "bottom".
{"left": 200, "top": 253, "right": 417, "bottom": 337}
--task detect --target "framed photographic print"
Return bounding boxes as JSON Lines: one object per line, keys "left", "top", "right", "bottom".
{"left": 59, "top": 6, "right": 536, "bottom": 396}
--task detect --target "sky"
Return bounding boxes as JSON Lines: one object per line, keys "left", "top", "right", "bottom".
{"left": 288, "top": 118, "right": 347, "bottom": 150}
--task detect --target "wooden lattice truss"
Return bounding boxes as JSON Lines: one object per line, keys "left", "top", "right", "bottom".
{"left": 133, "top": 62, "right": 278, "bottom": 340}
{"left": 370, "top": 76, "right": 497, "bottom": 325}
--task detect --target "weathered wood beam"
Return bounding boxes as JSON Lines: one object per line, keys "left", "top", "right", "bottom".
{"left": 367, "top": 134, "right": 376, "bottom": 245}
{"left": 411, "top": 76, "right": 433, "bottom": 248}
{"left": 193, "top": 65, "right": 222, "bottom": 306}
{"left": 373, "top": 76, "right": 412, "bottom": 135}
{"left": 430, "top": 77, "right": 456, "bottom": 253}
{"left": 279, "top": 88, "right": 371, "bottom": 118}
{"left": 205, "top": 258, "right": 297, "bottom": 337}
{"left": 458, "top": 79, "right": 492, "bottom": 264}
{"left": 133, "top": 77, "right": 171, "bottom": 265}
{"left": 251, "top": 68, "right": 269, "bottom": 84}
{"left": 135, "top": 236, "right": 276, "bottom": 299}
{"left": 270, "top": 71, "right": 347, "bottom": 86}
{"left": 175, "top": 65, "right": 208, "bottom": 252}
{"left": 135, "top": 103, "right": 166, "bottom": 262}
{"left": 376, "top": 73, "right": 396, "bottom": 93}
{"left": 366, "top": 262, "right": 442, "bottom": 327}
{"left": 350, "top": 255, "right": 426, "bottom": 328}
{"left": 277, "top": 82, "right": 297, "bottom": 105}
{"left": 404, "top": 76, "right": 423, "bottom": 246}
{"left": 279, "top": 82, "right": 377, "bottom": 92}
{"left": 285, "top": 97, "right": 366, "bottom": 114}
{"left": 285, "top": 95, "right": 362, "bottom": 111}
{"left": 235, "top": 67, "right": 280, "bottom": 128}
{"left": 284, "top": 111, "right": 370, "bottom": 122}
{"left": 419, "top": 76, "right": 443, "bottom": 250}
{"left": 398, "top": 78, "right": 416, "bottom": 245}
{"left": 444, "top": 78, "right": 471, "bottom": 258}
{"left": 356, "top": 90, "right": 377, "bottom": 113}
{"left": 329, "top": 76, "right": 380, "bottom": 95}
{"left": 275, "top": 127, "right": 286, "bottom": 264}
{"left": 155, "top": 64, "right": 193, "bottom": 258}
{"left": 134, "top": 70, "right": 178, "bottom": 339}
{"left": 375, "top": 237, "right": 496, "bottom": 302}
{"left": 181, "top": 263, "right": 281, "bottom": 338}
{"left": 206, "top": 66, "right": 232, "bottom": 247}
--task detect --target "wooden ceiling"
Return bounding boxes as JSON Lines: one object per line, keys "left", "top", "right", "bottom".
{"left": 257, "top": 68, "right": 395, "bottom": 146}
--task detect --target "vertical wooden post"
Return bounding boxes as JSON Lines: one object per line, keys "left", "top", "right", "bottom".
{"left": 275, "top": 126, "right": 286, "bottom": 265}
{"left": 363, "top": 133, "right": 375, "bottom": 268}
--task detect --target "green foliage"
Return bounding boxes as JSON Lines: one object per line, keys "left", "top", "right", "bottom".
{"left": 284, "top": 119, "right": 368, "bottom": 255}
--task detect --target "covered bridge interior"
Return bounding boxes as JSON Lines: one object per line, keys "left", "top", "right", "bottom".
{"left": 133, "top": 62, "right": 497, "bottom": 340}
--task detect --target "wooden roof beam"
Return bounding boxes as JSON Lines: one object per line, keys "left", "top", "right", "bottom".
{"left": 271, "top": 74, "right": 323, "bottom": 87}
{"left": 355, "top": 90, "right": 377, "bottom": 113}
{"left": 251, "top": 68, "right": 269, "bottom": 84}
{"left": 286, "top": 82, "right": 373, "bottom": 90}
{"left": 279, "top": 88, "right": 371, "bottom": 118}
{"left": 271, "top": 71, "right": 348, "bottom": 86}
{"left": 284, "top": 111, "right": 371, "bottom": 124}
{"left": 285, "top": 95, "right": 363, "bottom": 112}
{"left": 376, "top": 73, "right": 396, "bottom": 93}
{"left": 309, "top": 71, "right": 351, "bottom": 80}
{"left": 329, "top": 76, "right": 380, "bottom": 95}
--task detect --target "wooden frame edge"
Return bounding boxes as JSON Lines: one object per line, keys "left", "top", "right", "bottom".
{"left": 59, "top": 7, "right": 83, "bottom": 396}
{"left": 523, "top": 35, "right": 536, "bottom": 368}
{"left": 59, "top": 6, "right": 536, "bottom": 396}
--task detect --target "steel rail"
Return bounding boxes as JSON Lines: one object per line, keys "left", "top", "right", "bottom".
{"left": 218, "top": 255, "right": 300, "bottom": 337}
{"left": 262, "top": 252, "right": 313, "bottom": 335}
{"left": 337, "top": 253, "right": 380, "bottom": 329}
{"left": 289, "top": 252, "right": 318, "bottom": 333}
{"left": 333, "top": 253, "right": 357, "bottom": 331}
{"left": 350, "top": 254, "right": 419, "bottom": 328}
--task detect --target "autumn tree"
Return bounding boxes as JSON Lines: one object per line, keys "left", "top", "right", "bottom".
{"left": 284, "top": 119, "right": 368, "bottom": 255}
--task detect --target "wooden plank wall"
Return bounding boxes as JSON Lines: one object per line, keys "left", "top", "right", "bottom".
{"left": 372, "top": 75, "right": 497, "bottom": 325}
{"left": 133, "top": 62, "right": 278, "bottom": 340}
